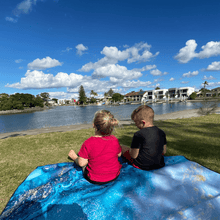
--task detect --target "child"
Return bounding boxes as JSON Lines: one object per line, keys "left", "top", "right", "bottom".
{"left": 68, "top": 110, "right": 122, "bottom": 185}
{"left": 121, "top": 105, "right": 167, "bottom": 170}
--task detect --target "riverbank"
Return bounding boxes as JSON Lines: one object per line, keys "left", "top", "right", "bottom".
{"left": 1, "top": 108, "right": 219, "bottom": 139}
{"left": 0, "top": 106, "right": 50, "bottom": 115}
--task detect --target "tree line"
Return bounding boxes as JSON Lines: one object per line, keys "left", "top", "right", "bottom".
{"left": 78, "top": 86, "right": 124, "bottom": 104}
{"left": 0, "top": 93, "right": 46, "bottom": 111}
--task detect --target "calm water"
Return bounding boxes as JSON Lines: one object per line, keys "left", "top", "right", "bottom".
{"left": 0, "top": 102, "right": 219, "bottom": 133}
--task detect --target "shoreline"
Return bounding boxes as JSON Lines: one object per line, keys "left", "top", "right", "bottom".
{"left": 0, "top": 99, "right": 219, "bottom": 115}
{"left": 1, "top": 108, "right": 219, "bottom": 139}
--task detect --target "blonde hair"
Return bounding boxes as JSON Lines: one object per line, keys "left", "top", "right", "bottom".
{"left": 131, "top": 105, "right": 154, "bottom": 124}
{"left": 93, "top": 110, "right": 119, "bottom": 135}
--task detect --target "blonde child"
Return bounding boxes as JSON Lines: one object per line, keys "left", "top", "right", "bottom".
{"left": 68, "top": 110, "right": 122, "bottom": 185}
{"left": 121, "top": 105, "right": 166, "bottom": 170}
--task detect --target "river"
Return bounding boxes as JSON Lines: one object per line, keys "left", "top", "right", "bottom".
{"left": 0, "top": 101, "right": 219, "bottom": 133}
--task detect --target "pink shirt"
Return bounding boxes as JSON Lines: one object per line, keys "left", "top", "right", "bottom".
{"left": 78, "top": 135, "right": 122, "bottom": 182}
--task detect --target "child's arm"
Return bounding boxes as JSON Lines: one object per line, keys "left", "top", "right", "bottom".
{"left": 163, "top": 145, "right": 167, "bottom": 155}
{"left": 121, "top": 145, "right": 139, "bottom": 159}
{"left": 68, "top": 150, "right": 88, "bottom": 167}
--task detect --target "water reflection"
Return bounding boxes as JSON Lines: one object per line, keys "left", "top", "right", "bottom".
{"left": 0, "top": 102, "right": 219, "bottom": 133}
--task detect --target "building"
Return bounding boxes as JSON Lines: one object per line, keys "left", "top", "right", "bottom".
{"left": 211, "top": 87, "right": 220, "bottom": 96}
{"left": 124, "top": 91, "right": 140, "bottom": 102}
{"left": 154, "top": 89, "right": 168, "bottom": 99}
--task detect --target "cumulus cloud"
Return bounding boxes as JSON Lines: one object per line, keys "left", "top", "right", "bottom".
{"left": 175, "top": 40, "right": 220, "bottom": 63}
{"left": 5, "top": 70, "right": 84, "bottom": 89}
{"left": 79, "top": 42, "right": 159, "bottom": 72}
{"left": 132, "top": 64, "right": 157, "bottom": 72}
{"left": 121, "top": 80, "right": 152, "bottom": 88}
{"left": 174, "top": 40, "right": 198, "bottom": 63}
{"left": 206, "top": 61, "right": 220, "bottom": 71}
{"left": 150, "top": 69, "right": 167, "bottom": 76}
{"left": 169, "top": 77, "right": 175, "bottom": 81}
{"left": 27, "top": 57, "right": 63, "bottom": 70}
{"left": 62, "top": 47, "right": 72, "bottom": 53}
{"left": 182, "top": 71, "right": 199, "bottom": 77}
{"left": 76, "top": 44, "right": 88, "bottom": 56}
{"left": 203, "top": 75, "right": 216, "bottom": 80}
{"left": 92, "top": 64, "right": 142, "bottom": 80}
{"left": 5, "top": 17, "right": 17, "bottom": 23}
{"left": 181, "top": 81, "right": 189, "bottom": 84}
{"left": 15, "top": 59, "right": 23, "bottom": 63}
{"left": 203, "top": 82, "right": 220, "bottom": 87}
{"left": 13, "top": 0, "right": 37, "bottom": 16}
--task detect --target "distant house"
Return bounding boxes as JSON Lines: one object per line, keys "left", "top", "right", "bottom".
{"left": 142, "top": 90, "right": 155, "bottom": 101}
{"left": 154, "top": 89, "right": 168, "bottom": 100}
{"left": 178, "top": 87, "right": 195, "bottom": 98}
{"left": 211, "top": 87, "right": 220, "bottom": 96}
{"left": 124, "top": 91, "right": 140, "bottom": 102}
{"left": 168, "top": 88, "right": 179, "bottom": 98}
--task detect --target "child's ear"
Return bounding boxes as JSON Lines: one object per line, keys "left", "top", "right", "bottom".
{"left": 141, "top": 120, "right": 146, "bottom": 125}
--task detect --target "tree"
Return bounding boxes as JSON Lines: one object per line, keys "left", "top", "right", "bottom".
{"left": 155, "top": 87, "right": 160, "bottom": 90}
{"left": 189, "top": 92, "right": 197, "bottom": 100}
{"left": 197, "top": 81, "right": 218, "bottom": 115}
{"left": 52, "top": 98, "right": 58, "bottom": 103}
{"left": 107, "top": 88, "right": 114, "bottom": 97}
{"left": 90, "top": 97, "right": 97, "bottom": 103}
{"left": 78, "top": 85, "right": 87, "bottom": 104}
{"left": 111, "top": 93, "right": 124, "bottom": 102}
{"left": 90, "top": 90, "right": 98, "bottom": 97}
{"left": 40, "top": 92, "right": 50, "bottom": 100}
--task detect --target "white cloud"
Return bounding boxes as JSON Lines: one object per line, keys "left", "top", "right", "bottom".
{"left": 181, "top": 81, "right": 189, "bottom": 84}
{"left": 62, "top": 47, "right": 72, "bottom": 53}
{"left": 19, "top": 66, "right": 24, "bottom": 69}
{"left": 5, "top": 70, "right": 84, "bottom": 89}
{"left": 5, "top": 17, "right": 17, "bottom": 23}
{"left": 132, "top": 64, "right": 157, "bottom": 72}
{"left": 15, "top": 59, "right": 23, "bottom": 63}
{"left": 92, "top": 64, "right": 142, "bottom": 80}
{"left": 28, "top": 57, "right": 63, "bottom": 70}
{"left": 79, "top": 42, "right": 159, "bottom": 72}
{"left": 206, "top": 61, "right": 220, "bottom": 71}
{"left": 182, "top": 70, "right": 199, "bottom": 77}
{"left": 13, "top": 0, "right": 37, "bottom": 16}
{"left": 169, "top": 77, "right": 175, "bottom": 81}
{"left": 204, "top": 82, "right": 220, "bottom": 87}
{"left": 175, "top": 40, "right": 220, "bottom": 63}
{"left": 121, "top": 80, "right": 152, "bottom": 88}
{"left": 203, "top": 75, "right": 216, "bottom": 80}
{"left": 174, "top": 40, "right": 198, "bottom": 63}
{"left": 76, "top": 44, "right": 88, "bottom": 56}
{"left": 198, "top": 41, "right": 220, "bottom": 59}
{"left": 150, "top": 69, "right": 167, "bottom": 76}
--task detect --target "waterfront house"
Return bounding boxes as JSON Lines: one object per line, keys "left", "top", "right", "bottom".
{"left": 142, "top": 90, "right": 156, "bottom": 102}
{"left": 154, "top": 89, "right": 168, "bottom": 100}
{"left": 211, "top": 87, "right": 220, "bottom": 96}
{"left": 178, "top": 87, "right": 195, "bottom": 98}
{"left": 124, "top": 91, "right": 140, "bottom": 102}
{"left": 168, "top": 88, "right": 179, "bottom": 98}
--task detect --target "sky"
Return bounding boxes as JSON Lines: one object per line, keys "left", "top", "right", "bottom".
{"left": 1, "top": 0, "right": 220, "bottom": 100}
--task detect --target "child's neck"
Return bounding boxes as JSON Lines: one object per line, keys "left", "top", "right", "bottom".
{"left": 143, "top": 122, "right": 154, "bottom": 128}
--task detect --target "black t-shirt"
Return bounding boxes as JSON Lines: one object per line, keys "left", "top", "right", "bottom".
{"left": 131, "top": 126, "right": 167, "bottom": 170}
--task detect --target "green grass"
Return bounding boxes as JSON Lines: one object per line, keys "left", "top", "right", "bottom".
{"left": 0, "top": 114, "right": 220, "bottom": 213}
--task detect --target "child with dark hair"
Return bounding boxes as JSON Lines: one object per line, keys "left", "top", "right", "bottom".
{"left": 121, "top": 105, "right": 166, "bottom": 170}
{"left": 68, "top": 110, "right": 122, "bottom": 185}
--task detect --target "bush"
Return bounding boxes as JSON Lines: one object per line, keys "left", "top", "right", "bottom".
{"left": 189, "top": 92, "right": 197, "bottom": 100}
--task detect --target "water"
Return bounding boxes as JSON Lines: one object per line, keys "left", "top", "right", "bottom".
{"left": 0, "top": 102, "right": 219, "bottom": 133}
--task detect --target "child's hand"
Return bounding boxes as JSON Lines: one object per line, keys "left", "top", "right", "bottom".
{"left": 68, "top": 150, "right": 78, "bottom": 160}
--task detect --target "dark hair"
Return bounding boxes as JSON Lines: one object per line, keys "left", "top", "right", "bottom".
{"left": 131, "top": 105, "right": 154, "bottom": 123}
{"left": 93, "top": 110, "right": 118, "bottom": 135}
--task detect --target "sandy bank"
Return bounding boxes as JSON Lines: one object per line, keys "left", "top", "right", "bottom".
{"left": 1, "top": 108, "right": 219, "bottom": 139}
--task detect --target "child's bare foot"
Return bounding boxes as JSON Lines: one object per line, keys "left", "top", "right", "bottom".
{"left": 68, "top": 150, "right": 78, "bottom": 161}
{"left": 121, "top": 145, "right": 130, "bottom": 154}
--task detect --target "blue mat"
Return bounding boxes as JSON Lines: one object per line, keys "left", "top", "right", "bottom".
{"left": 1, "top": 156, "right": 220, "bottom": 220}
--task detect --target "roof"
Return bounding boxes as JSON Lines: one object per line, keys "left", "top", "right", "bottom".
{"left": 124, "top": 91, "right": 139, "bottom": 96}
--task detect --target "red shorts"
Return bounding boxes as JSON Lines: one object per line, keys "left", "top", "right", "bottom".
{"left": 123, "top": 150, "right": 165, "bottom": 169}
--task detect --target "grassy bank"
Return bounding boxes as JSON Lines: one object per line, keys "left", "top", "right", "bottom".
{"left": 0, "top": 114, "right": 220, "bottom": 213}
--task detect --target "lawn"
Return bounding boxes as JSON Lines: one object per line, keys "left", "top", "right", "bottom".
{"left": 0, "top": 114, "right": 220, "bottom": 213}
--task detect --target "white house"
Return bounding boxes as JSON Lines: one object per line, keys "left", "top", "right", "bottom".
{"left": 154, "top": 89, "right": 168, "bottom": 100}
{"left": 142, "top": 90, "right": 155, "bottom": 102}
{"left": 178, "top": 87, "right": 195, "bottom": 98}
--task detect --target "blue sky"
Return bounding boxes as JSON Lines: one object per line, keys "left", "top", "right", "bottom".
{"left": 1, "top": 0, "right": 220, "bottom": 100}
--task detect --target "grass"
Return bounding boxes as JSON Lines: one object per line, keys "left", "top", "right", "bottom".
{"left": 0, "top": 114, "right": 220, "bottom": 213}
